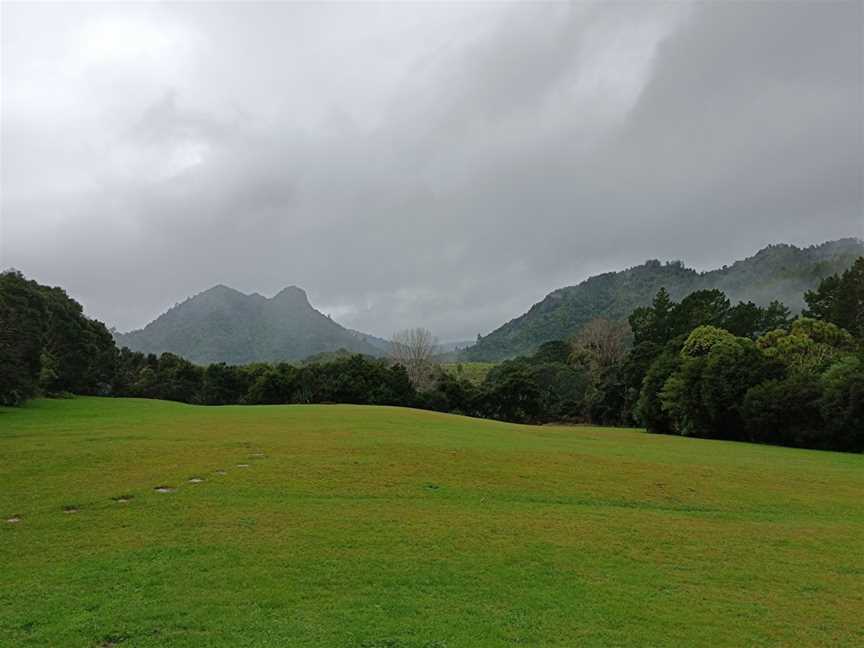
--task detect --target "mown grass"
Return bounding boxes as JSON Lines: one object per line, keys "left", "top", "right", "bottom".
{"left": 1, "top": 397, "right": 862, "bottom": 647}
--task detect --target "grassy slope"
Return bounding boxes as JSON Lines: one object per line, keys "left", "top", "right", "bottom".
{"left": 1, "top": 398, "right": 862, "bottom": 648}
{"left": 440, "top": 362, "right": 497, "bottom": 385}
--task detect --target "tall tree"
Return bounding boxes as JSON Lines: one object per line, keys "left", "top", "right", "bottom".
{"left": 390, "top": 327, "right": 438, "bottom": 389}
{"left": 804, "top": 257, "right": 864, "bottom": 338}
{"left": 571, "top": 318, "right": 630, "bottom": 372}
{"left": 0, "top": 271, "right": 46, "bottom": 405}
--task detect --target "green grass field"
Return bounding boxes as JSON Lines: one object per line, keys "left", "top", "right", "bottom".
{"left": 1, "top": 398, "right": 862, "bottom": 647}
{"left": 441, "top": 362, "right": 496, "bottom": 385}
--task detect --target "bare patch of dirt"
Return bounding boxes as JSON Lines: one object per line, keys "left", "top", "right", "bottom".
{"left": 111, "top": 495, "right": 133, "bottom": 503}
{"left": 154, "top": 486, "right": 175, "bottom": 493}
{"left": 188, "top": 477, "right": 204, "bottom": 484}
{"left": 215, "top": 470, "right": 227, "bottom": 476}
{"left": 97, "top": 632, "right": 129, "bottom": 647}
{"left": 62, "top": 505, "right": 80, "bottom": 514}
{"left": 236, "top": 463, "right": 250, "bottom": 468}
{"left": 6, "top": 516, "right": 21, "bottom": 524}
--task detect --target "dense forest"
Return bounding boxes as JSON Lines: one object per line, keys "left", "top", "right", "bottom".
{"left": 465, "top": 239, "right": 864, "bottom": 361}
{"left": 1, "top": 255, "right": 862, "bottom": 452}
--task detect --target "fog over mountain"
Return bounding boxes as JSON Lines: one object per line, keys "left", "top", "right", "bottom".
{"left": 115, "top": 284, "right": 389, "bottom": 364}
{"left": 2, "top": 2, "right": 861, "bottom": 340}
{"left": 466, "top": 239, "right": 864, "bottom": 360}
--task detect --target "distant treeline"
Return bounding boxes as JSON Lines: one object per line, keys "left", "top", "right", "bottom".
{"left": 1, "top": 258, "right": 862, "bottom": 452}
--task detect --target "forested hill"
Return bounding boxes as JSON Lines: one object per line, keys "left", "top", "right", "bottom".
{"left": 116, "top": 285, "right": 387, "bottom": 364}
{"left": 464, "top": 238, "right": 864, "bottom": 361}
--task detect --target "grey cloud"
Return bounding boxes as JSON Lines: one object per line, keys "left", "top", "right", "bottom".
{"left": 1, "top": 1, "right": 861, "bottom": 341}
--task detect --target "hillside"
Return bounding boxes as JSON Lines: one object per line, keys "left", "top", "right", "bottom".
{"left": 2, "top": 397, "right": 862, "bottom": 647}
{"left": 116, "top": 284, "right": 387, "bottom": 364}
{"left": 465, "top": 238, "right": 864, "bottom": 360}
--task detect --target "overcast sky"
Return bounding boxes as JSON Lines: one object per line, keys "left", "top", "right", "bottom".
{"left": 2, "top": 1, "right": 862, "bottom": 340}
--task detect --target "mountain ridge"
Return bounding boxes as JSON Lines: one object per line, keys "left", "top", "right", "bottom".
{"left": 116, "top": 284, "right": 388, "bottom": 364}
{"left": 463, "top": 238, "right": 864, "bottom": 361}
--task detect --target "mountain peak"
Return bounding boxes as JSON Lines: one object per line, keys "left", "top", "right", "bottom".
{"left": 272, "top": 285, "right": 309, "bottom": 305}
{"left": 199, "top": 284, "right": 244, "bottom": 298}
{"left": 465, "top": 238, "right": 863, "bottom": 361}
{"left": 116, "top": 281, "right": 384, "bottom": 364}
{"left": 204, "top": 284, "right": 239, "bottom": 293}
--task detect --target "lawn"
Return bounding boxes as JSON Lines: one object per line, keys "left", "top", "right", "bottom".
{"left": 1, "top": 397, "right": 862, "bottom": 647}
{"left": 440, "top": 362, "right": 496, "bottom": 385}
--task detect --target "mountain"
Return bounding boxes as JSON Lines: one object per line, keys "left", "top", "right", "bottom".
{"left": 116, "top": 284, "right": 387, "bottom": 364}
{"left": 464, "top": 238, "right": 864, "bottom": 361}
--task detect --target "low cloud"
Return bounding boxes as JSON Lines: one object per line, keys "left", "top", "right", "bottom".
{"left": 2, "top": 1, "right": 861, "bottom": 340}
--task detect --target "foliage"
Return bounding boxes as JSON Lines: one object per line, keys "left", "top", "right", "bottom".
{"left": 680, "top": 325, "right": 735, "bottom": 358}
{"left": 819, "top": 354, "right": 864, "bottom": 452}
{"left": 742, "top": 376, "right": 824, "bottom": 448}
{"left": 804, "top": 256, "right": 864, "bottom": 337}
{"left": 756, "top": 317, "right": 856, "bottom": 375}
{"left": 628, "top": 273, "right": 863, "bottom": 451}
{"left": 465, "top": 239, "right": 860, "bottom": 361}
{"left": 0, "top": 270, "right": 117, "bottom": 404}
{"left": 4, "top": 259, "right": 864, "bottom": 452}
{"left": 0, "top": 271, "right": 46, "bottom": 405}
{"left": 636, "top": 348, "right": 681, "bottom": 435}
{"left": 114, "top": 349, "right": 418, "bottom": 409}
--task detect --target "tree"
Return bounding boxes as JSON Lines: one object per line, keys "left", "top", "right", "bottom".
{"left": 480, "top": 364, "right": 542, "bottom": 423}
{"left": 571, "top": 318, "right": 630, "bottom": 372}
{"left": 743, "top": 377, "right": 823, "bottom": 448}
{"left": 804, "top": 257, "right": 864, "bottom": 338}
{"left": 38, "top": 351, "right": 60, "bottom": 393}
{"left": 39, "top": 285, "right": 103, "bottom": 393}
{"left": 671, "top": 289, "right": 730, "bottom": 336}
{"left": 723, "top": 301, "right": 764, "bottom": 338}
{"left": 681, "top": 325, "right": 735, "bottom": 357}
{"left": 630, "top": 288, "right": 674, "bottom": 346}
{"left": 570, "top": 319, "right": 631, "bottom": 426}
{"left": 422, "top": 372, "right": 478, "bottom": 415}
{"left": 0, "top": 271, "right": 46, "bottom": 404}
{"left": 761, "top": 300, "right": 793, "bottom": 333}
{"left": 529, "top": 362, "right": 589, "bottom": 421}
{"left": 699, "top": 337, "right": 778, "bottom": 441}
{"left": 201, "top": 363, "right": 247, "bottom": 405}
{"left": 656, "top": 327, "right": 779, "bottom": 440}
{"left": 819, "top": 354, "right": 864, "bottom": 452}
{"left": 246, "top": 365, "right": 296, "bottom": 404}
{"left": 390, "top": 327, "right": 438, "bottom": 390}
{"left": 756, "top": 318, "right": 856, "bottom": 376}
{"left": 531, "top": 340, "right": 572, "bottom": 365}
{"left": 636, "top": 348, "right": 681, "bottom": 434}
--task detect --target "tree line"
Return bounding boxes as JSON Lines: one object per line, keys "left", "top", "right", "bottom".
{"left": 1, "top": 259, "right": 862, "bottom": 452}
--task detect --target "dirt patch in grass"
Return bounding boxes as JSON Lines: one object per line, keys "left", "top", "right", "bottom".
{"left": 111, "top": 495, "right": 133, "bottom": 503}
{"left": 154, "top": 486, "right": 175, "bottom": 493}
{"left": 6, "top": 516, "right": 22, "bottom": 524}
{"left": 236, "top": 463, "right": 250, "bottom": 468}
{"left": 188, "top": 477, "right": 204, "bottom": 484}
{"left": 62, "top": 505, "right": 79, "bottom": 514}
{"left": 98, "top": 632, "right": 130, "bottom": 647}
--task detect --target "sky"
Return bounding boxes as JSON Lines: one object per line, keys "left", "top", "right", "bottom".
{"left": 2, "top": 1, "right": 862, "bottom": 341}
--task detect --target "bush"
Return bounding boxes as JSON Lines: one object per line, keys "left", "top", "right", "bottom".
{"left": 743, "top": 377, "right": 823, "bottom": 447}
{"left": 820, "top": 355, "right": 864, "bottom": 452}
{"left": 636, "top": 349, "right": 681, "bottom": 434}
